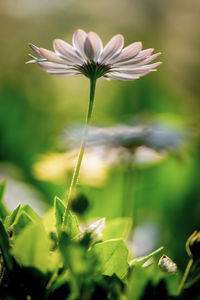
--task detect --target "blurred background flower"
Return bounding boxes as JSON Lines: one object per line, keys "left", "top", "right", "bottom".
{"left": 0, "top": 0, "right": 200, "bottom": 270}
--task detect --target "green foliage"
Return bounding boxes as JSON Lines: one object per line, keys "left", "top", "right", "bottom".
{"left": 0, "top": 197, "right": 200, "bottom": 299}
{"left": 11, "top": 223, "right": 52, "bottom": 273}
{"left": 91, "top": 239, "right": 129, "bottom": 280}
{"left": 0, "top": 180, "right": 9, "bottom": 220}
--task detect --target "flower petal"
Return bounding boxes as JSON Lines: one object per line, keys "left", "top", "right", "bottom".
{"left": 112, "top": 61, "right": 162, "bottom": 73}
{"left": 86, "top": 32, "right": 103, "bottom": 62}
{"left": 114, "top": 52, "right": 161, "bottom": 67}
{"left": 35, "top": 61, "right": 79, "bottom": 73}
{"left": 105, "top": 71, "right": 150, "bottom": 81}
{"left": 36, "top": 62, "right": 81, "bottom": 77}
{"left": 53, "top": 39, "right": 84, "bottom": 64}
{"left": 110, "top": 42, "right": 142, "bottom": 64}
{"left": 38, "top": 48, "right": 68, "bottom": 64}
{"left": 100, "top": 34, "right": 124, "bottom": 63}
{"left": 137, "top": 48, "right": 154, "bottom": 58}
{"left": 72, "top": 29, "right": 87, "bottom": 58}
{"left": 84, "top": 36, "right": 95, "bottom": 61}
{"left": 29, "top": 43, "right": 41, "bottom": 55}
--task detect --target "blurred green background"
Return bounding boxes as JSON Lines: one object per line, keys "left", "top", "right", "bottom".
{"left": 0, "top": 0, "right": 200, "bottom": 270}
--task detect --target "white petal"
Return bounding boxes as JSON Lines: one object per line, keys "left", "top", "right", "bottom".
{"left": 110, "top": 42, "right": 142, "bottom": 64}
{"left": 53, "top": 39, "right": 84, "bottom": 64}
{"left": 114, "top": 52, "right": 161, "bottom": 67}
{"left": 39, "top": 48, "right": 68, "bottom": 64}
{"left": 36, "top": 61, "right": 78, "bottom": 73}
{"left": 72, "top": 29, "right": 87, "bottom": 58}
{"left": 113, "top": 61, "right": 162, "bottom": 73}
{"left": 137, "top": 48, "right": 154, "bottom": 57}
{"left": 106, "top": 73, "right": 141, "bottom": 81}
{"left": 86, "top": 32, "right": 103, "bottom": 62}
{"left": 100, "top": 34, "right": 124, "bottom": 63}
{"left": 84, "top": 36, "right": 95, "bottom": 61}
{"left": 106, "top": 71, "right": 150, "bottom": 81}
{"left": 135, "top": 52, "right": 161, "bottom": 66}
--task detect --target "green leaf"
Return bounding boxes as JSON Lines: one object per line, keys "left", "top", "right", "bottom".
{"left": 4, "top": 204, "right": 21, "bottom": 228}
{"left": 11, "top": 223, "right": 52, "bottom": 273}
{"left": 130, "top": 246, "right": 164, "bottom": 266}
{"left": 0, "top": 180, "right": 9, "bottom": 220}
{"left": 0, "top": 220, "right": 13, "bottom": 271}
{"left": 91, "top": 239, "right": 129, "bottom": 280}
{"left": 54, "top": 196, "right": 65, "bottom": 234}
{"left": 13, "top": 211, "right": 34, "bottom": 236}
{"left": 67, "top": 211, "right": 80, "bottom": 239}
{"left": 127, "top": 260, "right": 180, "bottom": 299}
{"left": 102, "top": 217, "right": 132, "bottom": 240}
{"left": 59, "top": 232, "right": 99, "bottom": 277}
{"left": 21, "top": 204, "right": 42, "bottom": 224}
{"left": 59, "top": 232, "right": 87, "bottom": 275}
{"left": 54, "top": 197, "right": 80, "bottom": 238}
{"left": 127, "top": 264, "right": 152, "bottom": 300}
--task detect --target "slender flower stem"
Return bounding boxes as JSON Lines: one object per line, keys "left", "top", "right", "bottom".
{"left": 178, "top": 258, "right": 193, "bottom": 296}
{"left": 62, "top": 77, "right": 96, "bottom": 229}
{"left": 122, "top": 154, "right": 133, "bottom": 218}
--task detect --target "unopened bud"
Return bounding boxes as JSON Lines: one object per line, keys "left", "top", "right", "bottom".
{"left": 71, "top": 193, "right": 89, "bottom": 215}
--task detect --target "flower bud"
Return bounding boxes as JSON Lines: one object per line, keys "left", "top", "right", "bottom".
{"left": 71, "top": 192, "right": 89, "bottom": 216}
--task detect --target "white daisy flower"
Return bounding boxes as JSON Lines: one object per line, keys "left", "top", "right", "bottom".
{"left": 27, "top": 29, "right": 162, "bottom": 81}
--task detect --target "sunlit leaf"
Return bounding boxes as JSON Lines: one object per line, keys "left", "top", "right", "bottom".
{"left": 13, "top": 211, "right": 34, "bottom": 236}
{"left": 102, "top": 217, "right": 132, "bottom": 240}
{"left": 60, "top": 233, "right": 87, "bottom": 274}
{"left": 91, "top": 239, "right": 129, "bottom": 280}
{"left": 54, "top": 196, "right": 65, "bottom": 233}
{"left": 11, "top": 223, "right": 52, "bottom": 273}
{"left": 21, "top": 204, "right": 42, "bottom": 224}
{"left": 54, "top": 197, "right": 80, "bottom": 238}
{"left": 4, "top": 204, "right": 21, "bottom": 228}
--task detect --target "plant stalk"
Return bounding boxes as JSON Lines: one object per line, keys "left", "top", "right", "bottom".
{"left": 62, "top": 77, "right": 96, "bottom": 228}
{"left": 178, "top": 258, "right": 193, "bottom": 295}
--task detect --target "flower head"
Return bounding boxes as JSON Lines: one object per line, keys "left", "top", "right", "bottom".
{"left": 27, "top": 29, "right": 161, "bottom": 81}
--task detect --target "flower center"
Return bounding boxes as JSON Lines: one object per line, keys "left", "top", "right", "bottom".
{"left": 75, "top": 61, "right": 111, "bottom": 79}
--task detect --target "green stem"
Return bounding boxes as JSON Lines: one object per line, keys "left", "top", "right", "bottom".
{"left": 62, "top": 77, "right": 96, "bottom": 228}
{"left": 178, "top": 258, "right": 193, "bottom": 295}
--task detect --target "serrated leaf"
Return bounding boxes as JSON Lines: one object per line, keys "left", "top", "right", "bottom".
{"left": 91, "top": 239, "right": 129, "bottom": 280}
{"left": 13, "top": 211, "right": 34, "bottom": 236}
{"left": 4, "top": 204, "right": 21, "bottom": 228}
{"left": 102, "top": 217, "right": 132, "bottom": 240}
{"left": 11, "top": 223, "right": 52, "bottom": 273}
{"left": 54, "top": 196, "right": 65, "bottom": 233}
{"left": 0, "top": 220, "right": 13, "bottom": 271}
{"left": 54, "top": 197, "right": 79, "bottom": 238}
{"left": 0, "top": 180, "right": 9, "bottom": 220}
{"left": 21, "top": 204, "right": 42, "bottom": 224}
